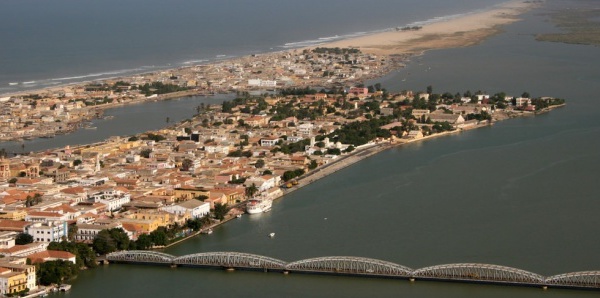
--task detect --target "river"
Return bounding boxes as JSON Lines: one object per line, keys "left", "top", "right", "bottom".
{"left": 33, "top": 0, "right": 600, "bottom": 297}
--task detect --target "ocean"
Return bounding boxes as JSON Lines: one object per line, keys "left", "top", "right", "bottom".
{"left": 1, "top": 0, "right": 507, "bottom": 94}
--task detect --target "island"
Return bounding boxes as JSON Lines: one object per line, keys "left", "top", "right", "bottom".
{"left": 0, "top": 0, "right": 569, "bottom": 295}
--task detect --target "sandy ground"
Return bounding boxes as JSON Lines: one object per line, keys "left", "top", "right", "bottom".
{"left": 318, "top": 0, "right": 538, "bottom": 56}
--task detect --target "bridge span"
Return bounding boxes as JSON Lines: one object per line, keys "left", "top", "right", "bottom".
{"left": 106, "top": 251, "right": 600, "bottom": 291}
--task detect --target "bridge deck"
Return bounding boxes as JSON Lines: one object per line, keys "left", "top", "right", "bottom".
{"left": 105, "top": 251, "right": 600, "bottom": 291}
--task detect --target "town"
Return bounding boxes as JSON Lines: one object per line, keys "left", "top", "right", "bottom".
{"left": 0, "top": 47, "right": 402, "bottom": 141}
{"left": 0, "top": 48, "right": 565, "bottom": 297}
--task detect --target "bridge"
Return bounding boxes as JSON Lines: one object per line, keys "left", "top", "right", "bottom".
{"left": 106, "top": 251, "right": 600, "bottom": 291}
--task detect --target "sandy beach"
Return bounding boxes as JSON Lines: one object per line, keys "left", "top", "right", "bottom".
{"left": 319, "top": 0, "right": 538, "bottom": 56}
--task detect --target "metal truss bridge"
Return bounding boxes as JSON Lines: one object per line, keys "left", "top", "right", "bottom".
{"left": 106, "top": 251, "right": 600, "bottom": 291}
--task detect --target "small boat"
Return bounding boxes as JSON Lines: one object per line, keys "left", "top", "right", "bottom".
{"left": 269, "top": 232, "right": 275, "bottom": 238}
{"left": 236, "top": 214, "right": 242, "bottom": 218}
{"left": 201, "top": 228, "right": 213, "bottom": 235}
{"left": 58, "top": 284, "right": 71, "bottom": 292}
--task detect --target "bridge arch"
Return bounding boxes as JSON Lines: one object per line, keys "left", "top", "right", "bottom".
{"left": 174, "top": 252, "right": 287, "bottom": 270}
{"left": 106, "top": 250, "right": 175, "bottom": 264}
{"left": 545, "top": 271, "right": 600, "bottom": 288}
{"left": 412, "top": 263, "right": 544, "bottom": 284}
{"left": 286, "top": 256, "right": 413, "bottom": 277}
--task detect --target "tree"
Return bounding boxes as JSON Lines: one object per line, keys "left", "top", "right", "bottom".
{"left": 38, "top": 260, "right": 79, "bottom": 286}
{"left": 426, "top": 85, "right": 433, "bottom": 94}
{"left": 245, "top": 184, "right": 258, "bottom": 198}
{"left": 522, "top": 92, "right": 530, "bottom": 98}
{"left": 149, "top": 228, "right": 168, "bottom": 246}
{"left": 108, "top": 228, "right": 130, "bottom": 251}
{"left": 92, "top": 230, "right": 116, "bottom": 255}
{"left": 308, "top": 160, "right": 318, "bottom": 170}
{"left": 15, "top": 233, "right": 33, "bottom": 245}
{"left": 213, "top": 203, "right": 229, "bottom": 221}
{"left": 181, "top": 158, "right": 194, "bottom": 171}
{"left": 73, "top": 159, "right": 83, "bottom": 166}
{"left": 135, "top": 234, "right": 152, "bottom": 250}
{"left": 8, "top": 178, "right": 17, "bottom": 184}
{"left": 255, "top": 159, "right": 265, "bottom": 168}
{"left": 195, "top": 195, "right": 208, "bottom": 201}
{"left": 48, "top": 240, "right": 97, "bottom": 269}
{"left": 140, "top": 149, "right": 152, "bottom": 158}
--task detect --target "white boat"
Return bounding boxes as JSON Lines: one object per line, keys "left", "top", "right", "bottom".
{"left": 269, "top": 232, "right": 275, "bottom": 238}
{"left": 246, "top": 197, "right": 273, "bottom": 214}
{"left": 201, "top": 228, "right": 213, "bottom": 235}
{"left": 236, "top": 214, "right": 242, "bottom": 218}
{"left": 58, "top": 284, "right": 71, "bottom": 292}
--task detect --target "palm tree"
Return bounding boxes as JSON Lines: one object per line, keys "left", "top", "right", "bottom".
{"left": 245, "top": 183, "right": 258, "bottom": 198}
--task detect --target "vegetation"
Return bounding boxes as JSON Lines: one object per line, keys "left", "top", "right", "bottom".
{"left": 48, "top": 241, "right": 97, "bottom": 269}
{"left": 330, "top": 118, "right": 392, "bottom": 146}
{"left": 138, "top": 82, "right": 189, "bottom": 96}
{"left": 531, "top": 97, "right": 566, "bottom": 111}
{"left": 142, "top": 133, "right": 166, "bottom": 142}
{"left": 92, "top": 228, "right": 130, "bottom": 255}
{"left": 24, "top": 193, "right": 43, "bottom": 207}
{"left": 213, "top": 203, "right": 229, "bottom": 221}
{"left": 15, "top": 233, "right": 33, "bottom": 245}
{"left": 38, "top": 260, "right": 79, "bottom": 286}
{"left": 282, "top": 169, "right": 305, "bottom": 181}
{"left": 186, "top": 215, "right": 213, "bottom": 232}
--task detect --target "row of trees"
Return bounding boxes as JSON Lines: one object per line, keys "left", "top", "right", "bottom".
{"left": 138, "top": 82, "right": 188, "bottom": 96}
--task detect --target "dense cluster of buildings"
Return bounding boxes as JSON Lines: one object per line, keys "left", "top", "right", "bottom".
{"left": 0, "top": 48, "right": 397, "bottom": 141}
{"left": 0, "top": 44, "right": 544, "bottom": 295}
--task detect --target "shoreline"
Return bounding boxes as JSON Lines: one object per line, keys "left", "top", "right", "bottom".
{"left": 1, "top": 1, "right": 539, "bottom": 99}
{"left": 0, "top": 1, "right": 540, "bottom": 143}
{"left": 318, "top": 0, "right": 539, "bottom": 56}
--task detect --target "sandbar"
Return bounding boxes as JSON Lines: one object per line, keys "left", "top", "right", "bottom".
{"left": 318, "top": 0, "right": 539, "bottom": 56}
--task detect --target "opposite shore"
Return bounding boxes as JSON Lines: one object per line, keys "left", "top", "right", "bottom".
{"left": 0, "top": 0, "right": 538, "bottom": 143}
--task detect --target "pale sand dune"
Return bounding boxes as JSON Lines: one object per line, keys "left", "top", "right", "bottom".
{"left": 318, "top": 0, "right": 539, "bottom": 56}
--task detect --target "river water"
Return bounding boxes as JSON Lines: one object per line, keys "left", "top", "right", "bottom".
{"left": 26, "top": 0, "right": 600, "bottom": 297}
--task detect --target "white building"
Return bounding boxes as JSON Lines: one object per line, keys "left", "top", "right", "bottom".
{"left": 27, "top": 221, "right": 68, "bottom": 243}
{"left": 260, "top": 136, "right": 279, "bottom": 147}
{"left": 248, "top": 79, "right": 277, "bottom": 87}
{"left": 90, "top": 190, "right": 131, "bottom": 211}
{"left": 0, "top": 232, "right": 16, "bottom": 249}
{"left": 297, "top": 123, "right": 314, "bottom": 136}
{"left": 161, "top": 200, "right": 210, "bottom": 219}
{"left": 75, "top": 222, "right": 123, "bottom": 242}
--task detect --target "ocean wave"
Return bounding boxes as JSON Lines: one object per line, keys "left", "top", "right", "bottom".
{"left": 280, "top": 7, "right": 488, "bottom": 50}
{"left": 281, "top": 31, "right": 376, "bottom": 49}
{"left": 182, "top": 59, "right": 209, "bottom": 65}
{"left": 50, "top": 67, "right": 147, "bottom": 82}
{"left": 8, "top": 82, "right": 18, "bottom": 86}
